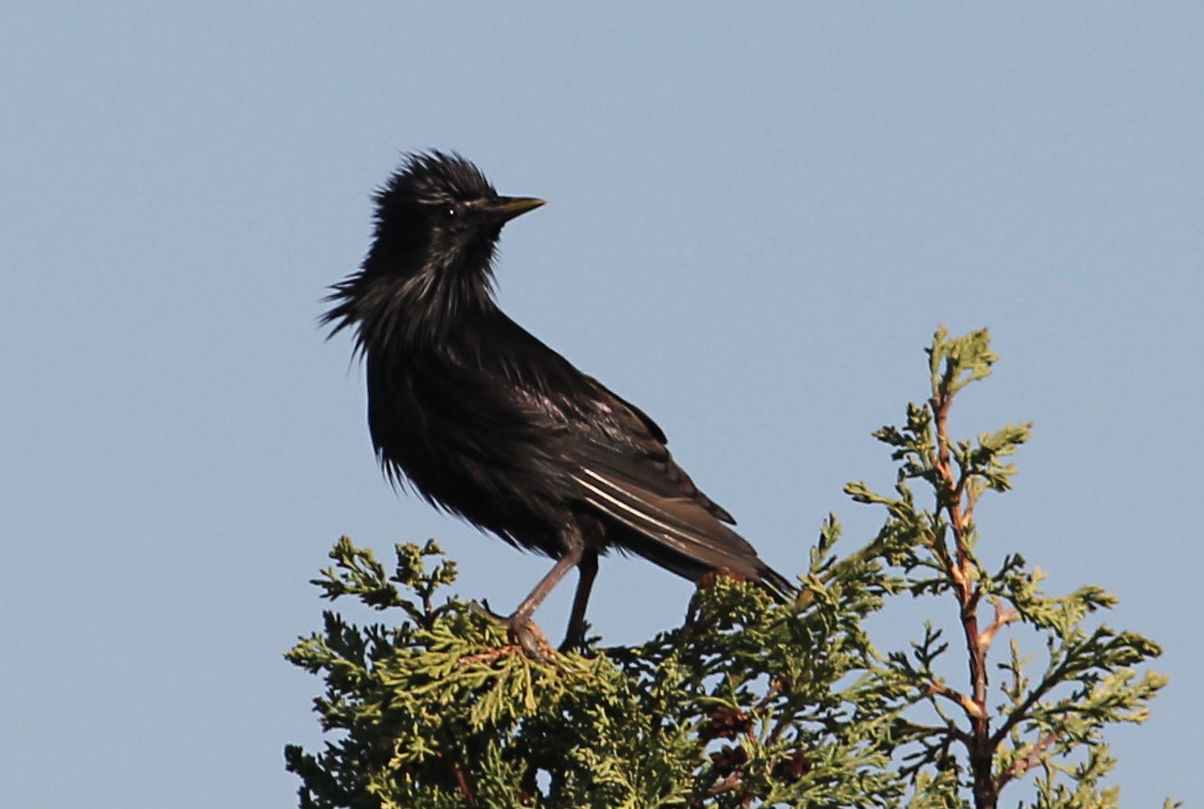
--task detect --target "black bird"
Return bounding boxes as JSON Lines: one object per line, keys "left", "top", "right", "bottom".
{"left": 324, "top": 152, "right": 792, "bottom": 653}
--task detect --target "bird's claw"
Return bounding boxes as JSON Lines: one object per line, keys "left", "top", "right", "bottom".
{"left": 469, "top": 601, "right": 553, "bottom": 661}
{"left": 558, "top": 620, "right": 593, "bottom": 654}
{"left": 508, "top": 615, "right": 553, "bottom": 661}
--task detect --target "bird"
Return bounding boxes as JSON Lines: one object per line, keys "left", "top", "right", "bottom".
{"left": 324, "top": 151, "right": 793, "bottom": 655}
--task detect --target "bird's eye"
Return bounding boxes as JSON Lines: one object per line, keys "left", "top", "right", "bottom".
{"left": 447, "top": 206, "right": 457, "bottom": 217}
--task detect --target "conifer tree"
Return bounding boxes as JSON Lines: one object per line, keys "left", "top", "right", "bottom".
{"left": 286, "top": 328, "right": 1166, "bottom": 808}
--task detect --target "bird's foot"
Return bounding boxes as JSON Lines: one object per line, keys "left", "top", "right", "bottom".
{"left": 507, "top": 615, "right": 553, "bottom": 660}
{"left": 557, "top": 620, "right": 593, "bottom": 654}
{"left": 470, "top": 600, "right": 554, "bottom": 661}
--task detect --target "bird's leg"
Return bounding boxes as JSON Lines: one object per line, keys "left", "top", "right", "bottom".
{"left": 507, "top": 536, "right": 583, "bottom": 659}
{"left": 559, "top": 547, "right": 599, "bottom": 652}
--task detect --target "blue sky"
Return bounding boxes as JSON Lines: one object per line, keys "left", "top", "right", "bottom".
{"left": 3, "top": 3, "right": 1200, "bottom": 805}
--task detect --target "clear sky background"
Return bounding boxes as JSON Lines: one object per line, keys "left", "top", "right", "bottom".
{"left": 3, "top": 3, "right": 1201, "bottom": 806}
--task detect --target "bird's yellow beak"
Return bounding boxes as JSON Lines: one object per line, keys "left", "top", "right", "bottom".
{"left": 487, "top": 196, "right": 546, "bottom": 223}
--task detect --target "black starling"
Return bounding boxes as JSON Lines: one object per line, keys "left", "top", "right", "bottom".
{"left": 324, "top": 152, "right": 792, "bottom": 654}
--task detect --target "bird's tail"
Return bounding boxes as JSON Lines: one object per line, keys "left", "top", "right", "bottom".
{"left": 754, "top": 563, "right": 799, "bottom": 603}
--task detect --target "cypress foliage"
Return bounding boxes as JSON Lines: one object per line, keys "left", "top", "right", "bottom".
{"left": 286, "top": 328, "right": 1167, "bottom": 808}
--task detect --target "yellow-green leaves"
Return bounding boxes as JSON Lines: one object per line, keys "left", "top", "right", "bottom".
{"left": 928, "top": 327, "right": 998, "bottom": 400}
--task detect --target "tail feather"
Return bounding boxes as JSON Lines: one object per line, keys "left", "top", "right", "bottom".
{"left": 572, "top": 465, "right": 795, "bottom": 601}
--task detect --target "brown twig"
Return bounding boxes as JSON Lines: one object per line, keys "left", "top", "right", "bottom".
{"left": 977, "top": 599, "right": 1019, "bottom": 653}
{"left": 930, "top": 368, "right": 997, "bottom": 808}
{"left": 996, "top": 731, "right": 1056, "bottom": 791}
{"left": 450, "top": 760, "right": 476, "bottom": 804}
{"left": 928, "top": 680, "right": 987, "bottom": 720}
{"left": 990, "top": 661, "right": 1069, "bottom": 747}
{"left": 459, "top": 645, "right": 521, "bottom": 666}
{"left": 899, "top": 719, "right": 973, "bottom": 746}
{"left": 706, "top": 773, "right": 743, "bottom": 797}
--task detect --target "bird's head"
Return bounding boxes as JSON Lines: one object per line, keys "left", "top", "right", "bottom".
{"left": 324, "top": 152, "right": 544, "bottom": 347}
{"left": 365, "top": 151, "right": 544, "bottom": 283}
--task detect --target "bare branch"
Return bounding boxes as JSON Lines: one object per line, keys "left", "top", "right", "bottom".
{"left": 929, "top": 680, "right": 988, "bottom": 721}
{"left": 977, "top": 599, "right": 1019, "bottom": 653}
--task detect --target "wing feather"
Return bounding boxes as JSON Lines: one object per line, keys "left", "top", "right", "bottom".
{"left": 458, "top": 312, "right": 793, "bottom": 595}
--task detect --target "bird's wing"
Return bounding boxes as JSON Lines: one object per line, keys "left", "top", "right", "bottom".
{"left": 469, "top": 313, "right": 776, "bottom": 582}
{"left": 564, "top": 377, "right": 766, "bottom": 570}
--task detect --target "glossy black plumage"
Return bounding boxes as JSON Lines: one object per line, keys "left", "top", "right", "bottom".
{"left": 325, "top": 152, "right": 792, "bottom": 651}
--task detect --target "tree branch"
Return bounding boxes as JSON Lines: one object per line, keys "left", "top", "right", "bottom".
{"left": 996, "top": 731, "right": 1056, "bottom": 792}
{"left": 930, "top": 365, "right": 996, "bottom": 809}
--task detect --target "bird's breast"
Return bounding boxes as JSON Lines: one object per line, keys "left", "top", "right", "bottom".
{"left": 364, "top": 349, "right": 571, "bottom": 532}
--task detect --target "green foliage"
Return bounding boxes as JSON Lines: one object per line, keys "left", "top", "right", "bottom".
{"left": 286, "top": 328, "right": 1166, "bottom": 808}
